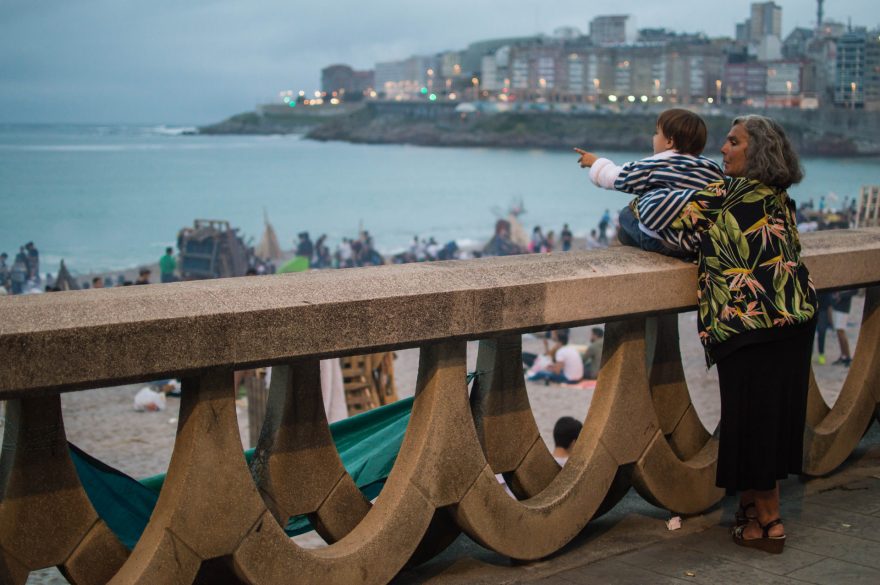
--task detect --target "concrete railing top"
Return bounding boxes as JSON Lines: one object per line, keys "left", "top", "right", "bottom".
{"left": 2, "top": 228, "right": 880, "bottom": 397}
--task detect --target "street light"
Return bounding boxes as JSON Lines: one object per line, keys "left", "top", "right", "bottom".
{"left": 472, "top": 76, "right": 479, "bottom": 100}
{"left": 851, "top": 81, "right": 857, "bottom": 110}
{"left": 715, "top": 79, "right": 722, "bottom": 104}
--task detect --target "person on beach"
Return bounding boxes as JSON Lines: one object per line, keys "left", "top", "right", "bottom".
{"left": 159, "top": 247, "right": 177, "bottom": 283}
{"left": 135, "top": 268, "right": 151, "bottom": 285}
{"left": 597, "top": 209, "right": 610, "bottom": 245}
{"left": 560, "top": 224, "right": 573, "bottom": 251}
{"left": 814, "top": 291, "right": 833, "bottom": 365}
{"left": 575, "top": 109, "right": 723, "bottom": 259}
{"left": 25, "top": 241, "right": 40, "bottom": 283}
{"left": 552, "top": 416, "right": 583, "bottom": 466}
{"left": 542, "top": 230, "right": 555, "bottom": 253}
{"left": 483, "top": 219, "right": 523, "bottom": 257}
{"left": 582, "top": 327, "right": 604, "bottom": 380}
{"left": 296, "top": 232, "right": 314, "bottom": 264}
{"left": 10, "top": 248, "right": 28, "bottom": 295}
{"left": 830, "top": 289, "right": 856, "bottom": 366}
{"left": 0, "top": 252, "right": 8, "bottom": 292}
{"left": 642, "top": 115, "right": 817, "bottom": 554}
{"left": 529, "top": 226, "right": 545, "bottom": 253}
{"left": 91, "top": 276, "right": 104, "bottom": 289}
{"left": 527, "top": 329, "right": 584, "bottom": 385}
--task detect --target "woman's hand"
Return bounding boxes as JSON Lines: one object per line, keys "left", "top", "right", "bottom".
{"left": 574, "top": 147, "right": 598, "bottom": 168}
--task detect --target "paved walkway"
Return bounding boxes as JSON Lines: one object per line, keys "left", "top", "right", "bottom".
{"left": 396, "top": 425, "right": 880, "bottom": 585}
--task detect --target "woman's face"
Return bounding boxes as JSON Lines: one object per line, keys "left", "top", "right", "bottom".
{"left": 721, "top": 124, "right": 749, "bottom": 177}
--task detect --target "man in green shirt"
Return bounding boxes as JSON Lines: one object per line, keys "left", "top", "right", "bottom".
{"left": 159, "top": 247, "right": 177, "bottom": 283}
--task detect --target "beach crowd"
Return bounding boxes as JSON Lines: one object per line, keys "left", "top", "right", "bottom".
{"left": 0, "top": 241, "right": 40, "bottom": 295}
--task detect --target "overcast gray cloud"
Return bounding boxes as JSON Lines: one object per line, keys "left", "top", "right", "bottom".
{"left": 1, "top": 0, "right": 875, "bottom": 124}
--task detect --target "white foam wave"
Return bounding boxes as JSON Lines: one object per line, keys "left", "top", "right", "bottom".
{"left": 0, "top": 142, "right": 258, "bottom": 153}
{"left": 150, "top": 125, "right": 197, "bottom": 136}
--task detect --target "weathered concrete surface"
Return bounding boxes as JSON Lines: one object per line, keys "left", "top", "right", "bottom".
{"left": 2, "top": 229, "right": 879, "bottom": 397}
{"left": 250, "top": 360, "right": 370, "bottom": 542}
{"left": 393, "top": 425, "right": 880, "bottom": 585}
{"left": 0, "top": 397, "right": 128, "bottom": 585}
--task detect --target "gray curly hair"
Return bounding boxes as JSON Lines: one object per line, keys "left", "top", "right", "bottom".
{"left": 732, "top": 115, "right": 804, "bottom": 189}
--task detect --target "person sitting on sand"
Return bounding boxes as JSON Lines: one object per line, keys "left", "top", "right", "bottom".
{"left": 483, "top": 219, "right": 523, "bottom": 257}
{"left": 552, "top": 416, "right": 583, "bottom": 466}
{"left": 527, "top": 329, "right": 584, "bottom": 385}
{"left": 575, "top": 108, "right": 723, "bottom": 258}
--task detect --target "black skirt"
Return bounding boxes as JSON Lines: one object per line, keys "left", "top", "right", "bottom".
{"left": 715, "top": 318, "right": 817, "bottom": 493}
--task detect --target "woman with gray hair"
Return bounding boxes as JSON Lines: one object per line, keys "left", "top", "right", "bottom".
{"left": 638, "top": 115, "right": 818, "bottom": 553}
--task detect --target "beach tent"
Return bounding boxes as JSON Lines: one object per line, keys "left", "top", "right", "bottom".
{"left": 255, "top": 210, "right": 283, "bottom": 261}
{"left": 71, "top": 397, "right": 413, "bottom": 550}
{"left": 55, "top": 260, "right": 80, "bottom": 291}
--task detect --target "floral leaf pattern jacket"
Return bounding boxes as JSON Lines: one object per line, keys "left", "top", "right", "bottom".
{"left": 670, "top": 176, "right": 817, "bottom": 364}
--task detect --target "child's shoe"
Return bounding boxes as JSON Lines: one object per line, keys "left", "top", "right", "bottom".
{"left": 817, "top": 354, "right": 826, "bottom": 365}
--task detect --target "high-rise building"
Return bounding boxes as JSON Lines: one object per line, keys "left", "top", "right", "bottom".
{"left": 750, "top": 2, "right": 782, "bottom": 40}
{"left": 589, "top": 15, "right": 634, "bottom": 46}
{"left": 321, "top": 65, "right": 374, "bottom": 100}
{"left": 835, "top": 31, "right": 866, "bottom": 108}
{"left": 864, "top": 32, "right": 880, "bottom": 111}
{"left": 375, "top": 56, "right": 440, "bottom": 99}
{"left": 724, "top": 62, "right": 768, "bottom": 104}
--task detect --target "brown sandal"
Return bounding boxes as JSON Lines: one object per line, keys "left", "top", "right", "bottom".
{"left": 732, "top": 518, "right": 786, "bottom": 554}
{"left": 734, "top": 501, "right": 757, "bottom": 527}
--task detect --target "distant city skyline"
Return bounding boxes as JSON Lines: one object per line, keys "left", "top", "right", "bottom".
{"left": 1, "top": 0, "right": 876, "bottom": 124}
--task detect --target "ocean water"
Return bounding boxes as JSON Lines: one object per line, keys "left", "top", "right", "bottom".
{"left": 1, "top": 123, "right": 878, "bottom": 275}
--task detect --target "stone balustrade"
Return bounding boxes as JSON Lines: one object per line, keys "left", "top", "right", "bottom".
{"left": 1, "top": 228, "right": 879, "bottom": 584}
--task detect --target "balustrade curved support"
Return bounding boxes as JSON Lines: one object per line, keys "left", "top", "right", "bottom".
{"left": 452, "top": 319, "right": 667, "bottom": 560}
{"left": 250, "top": 361, "right": 370, "bottom": 542}
{"left": 106, "top": 370, "right": 268, "bottom": 584}
{"left": 630, "top": 315, "right": 724, "bottom": 515}
{"left": 803, "top": 286, "right": 880, "bottom": 476}
{"left": 0, "top": 396, "right": 128, "bottom": 585}
{"left": 647, "top": 315, "right": 713, "bottom": 458}
{"left": 230, "top": 341, "right": 482, "bottom": 584}
{"left": 470, "top": 335, "right": 560, "bottom": 498}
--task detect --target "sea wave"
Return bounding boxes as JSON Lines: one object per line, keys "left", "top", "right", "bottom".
{"left": 149, "top": 125, "right": 198, "bottom": 136}
{"left": 0, "top": 144, "right": 167, "bottom": 152}
{"left": 0, "top": 141, "right": 261, "bottom": 153}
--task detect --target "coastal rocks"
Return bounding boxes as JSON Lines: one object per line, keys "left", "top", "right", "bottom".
{"left": 201, "top": 103, "right": 880, "bottom": 156}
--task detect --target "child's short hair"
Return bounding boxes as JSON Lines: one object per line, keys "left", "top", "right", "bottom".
{"left": 656, "top": 109, "right": 707, "bottom": 156}
{"left": 553, "top": 416, "right": 582, "bottom": 450}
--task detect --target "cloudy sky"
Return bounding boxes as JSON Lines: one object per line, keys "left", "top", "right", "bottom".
{"left": 1, "top": 0, "right": 875, "bottom": 125}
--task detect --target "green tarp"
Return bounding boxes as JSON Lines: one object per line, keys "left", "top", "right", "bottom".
{"left": 277, "top": 255, "right": 310, "bottom": 273}
{"left": 71, "top": 397, "right": 413, "bottom": 550}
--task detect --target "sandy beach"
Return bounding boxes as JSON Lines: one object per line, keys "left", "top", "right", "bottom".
{"left": 12, "top": 295, "right": 862, "bottom": 584}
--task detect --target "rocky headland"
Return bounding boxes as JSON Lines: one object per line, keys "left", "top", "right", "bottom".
{"left": 199, "top": 102, "right": 880, "bottom": 157}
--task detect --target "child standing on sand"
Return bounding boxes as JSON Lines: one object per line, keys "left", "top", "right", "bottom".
{"left": 575, "top": 109, "right": 723, "bottom": 258}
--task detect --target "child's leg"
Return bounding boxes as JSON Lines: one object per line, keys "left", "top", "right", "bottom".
{"left": 616, "top": 206, "right": 643, "bottom": 248}
{"left": 618, "top": 206, "right": 691, "bottom": 259}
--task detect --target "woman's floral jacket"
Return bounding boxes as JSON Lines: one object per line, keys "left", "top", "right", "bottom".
{"left": 669, "top": 176, "right": 817, "bottom": 364}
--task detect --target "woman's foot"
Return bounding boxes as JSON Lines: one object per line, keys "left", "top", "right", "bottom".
{"left": 733, "top": 518, "right": 786, "bottom": 554}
